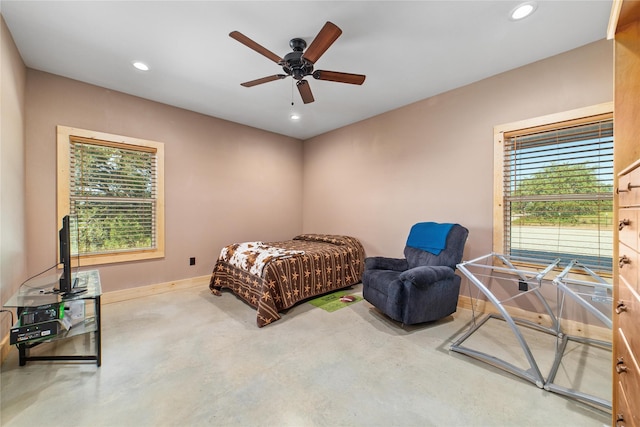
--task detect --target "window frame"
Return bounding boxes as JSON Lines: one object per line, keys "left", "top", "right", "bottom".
{"left": 57, "top": 125, "right": 165, "bottom": 265}
{"left": 493, "top": 102, "right": 613, "bottom": 272}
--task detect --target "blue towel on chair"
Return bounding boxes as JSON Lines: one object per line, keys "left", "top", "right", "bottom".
{"left": 406, "top": 222, "right": 455, "bottom": 255}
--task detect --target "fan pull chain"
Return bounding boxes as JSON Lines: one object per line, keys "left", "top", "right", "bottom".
{"left": 291, "top": 79, "right": 295, "bottom": 106}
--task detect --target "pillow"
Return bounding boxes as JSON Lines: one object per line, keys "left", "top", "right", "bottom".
{"left": 293, "top": 234, "right": 346, "bottom": 245}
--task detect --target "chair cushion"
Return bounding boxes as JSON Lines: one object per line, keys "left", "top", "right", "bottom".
{"left": 399, "top": 265, "right": 455, "bottom": 286}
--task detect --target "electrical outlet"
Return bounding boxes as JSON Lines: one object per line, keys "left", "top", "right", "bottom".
{"left": 518, "top": 280, "right": 528, "bottom": 292}
{"left": 189, "top": 257, "right": 196, "bottom": 266}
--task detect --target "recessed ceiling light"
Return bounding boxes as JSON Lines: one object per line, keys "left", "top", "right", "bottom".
{"left": 132, "top": 61, "right": 149, "bottom": 71}
{"left": 510, "top": 2, "right": 537, "bottom": 20}
{"left": 290, "top": 114, "right": 300, "bottom": 120}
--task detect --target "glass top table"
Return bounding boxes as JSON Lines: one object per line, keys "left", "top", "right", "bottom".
{"left": 450, "top": 253, "right": 612, "bottom": 411}
{"left": 4, "top": 269, "right": 102, "bottom": 366}
{"left": 4, "top": 269, "right": 102, "bottom": 308}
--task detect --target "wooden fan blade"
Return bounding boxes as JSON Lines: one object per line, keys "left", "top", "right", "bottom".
{"left": 302, "top": 21, "right": 342, "bottom": 64}
{"left": 297, "top": 80, "right": 315, "bottom": 104}
{"left": 230, "top": 31, "right": 283, "bottom": 64}
{"left": 241, "top": 75, "right": 287, "bottom": 87}
{"left": 312, "top": 70, "right": 366, "bottom": 85}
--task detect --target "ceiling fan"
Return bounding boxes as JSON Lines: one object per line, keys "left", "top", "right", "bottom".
{"left": 229, "top": 21, "right": 366, "bottom": 104}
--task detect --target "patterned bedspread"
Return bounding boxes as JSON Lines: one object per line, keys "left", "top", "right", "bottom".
{"left": 218, "top": 241, "right": 305, "bottom": 277}
{"left": 209, "top": 234, "right": 365, "bottom": 327}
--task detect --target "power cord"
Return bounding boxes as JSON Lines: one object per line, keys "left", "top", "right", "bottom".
{"left": 0, "top": 263, "right": 72, "bottom": 331}
{"left": 0, "top": 309, "right": 15, "bottom": 327}
{"left": 1, "top": 261, "right": 74, "bottom": 328}
{"left": 18, "top": 263, "right": 59, "bottom": 290}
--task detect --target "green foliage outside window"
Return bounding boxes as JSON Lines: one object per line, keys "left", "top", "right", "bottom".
{"left": 510, "top": 162, "right": 613, "bottom": 227}
{"left": 71, "top": 142, "right": 156, "bottom": 255}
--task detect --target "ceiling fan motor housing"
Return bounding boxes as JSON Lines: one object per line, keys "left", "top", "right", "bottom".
{"left": 282, "top": 38, "right": 314, "bottom": 80}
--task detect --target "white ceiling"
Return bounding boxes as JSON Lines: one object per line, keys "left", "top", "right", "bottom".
{"left": 1, "top": 1, "right": 612, "bottom": 140}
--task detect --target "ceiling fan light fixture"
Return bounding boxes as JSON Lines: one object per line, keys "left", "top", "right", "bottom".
{"left": 510, "top": 2, "right": 537, "bottom": 20}
{"left": 132, "top": 61, "right": 149, "bottom": 71}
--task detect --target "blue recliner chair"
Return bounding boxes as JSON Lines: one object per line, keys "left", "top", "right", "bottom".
{"left": 362, "top": 222, "right": 469, "bottom": 325}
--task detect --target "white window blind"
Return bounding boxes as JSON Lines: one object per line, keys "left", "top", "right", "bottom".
{"left": 503, "top": 117, "right": 614, "bottom": 272}
{"left": 70, "top": 137, "right": 157, "bottom": 255}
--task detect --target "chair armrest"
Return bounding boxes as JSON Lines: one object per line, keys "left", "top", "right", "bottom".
{"left": 364, "top": 257, "right": 409, "bottom": 271}
{"left": 399, "top": 266, "right": 455, "bottom": 286}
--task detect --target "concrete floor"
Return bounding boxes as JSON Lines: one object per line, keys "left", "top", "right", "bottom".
{"left": 1, "top": 283, "right": 611, "bottom": 426}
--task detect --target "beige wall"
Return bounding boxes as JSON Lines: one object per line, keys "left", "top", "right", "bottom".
{"left": 303, "top": 39, "right": 614, "bottom": 262}
{"left": 25, "top": 71, "right": 303, "bottom": 292}
{"left": 6, "top": 33, "right": 614, "bottom": 300}
{"left": 0, "top": 16, "right": 27, "bottom": 339}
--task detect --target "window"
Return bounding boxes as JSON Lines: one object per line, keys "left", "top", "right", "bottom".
{"left": 494, "top": 104, "right": 613, "bottom": 273}
{"left": 57, "top": 126, "right": 165, "bottom": 265}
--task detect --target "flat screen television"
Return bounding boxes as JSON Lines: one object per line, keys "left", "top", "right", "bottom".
{"left": 57, "top": 215, "right": 86, "bottom": 297}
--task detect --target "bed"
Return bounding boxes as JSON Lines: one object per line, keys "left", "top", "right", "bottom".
{"left": 209, "top": 234, "right": 365, "bottom": 327}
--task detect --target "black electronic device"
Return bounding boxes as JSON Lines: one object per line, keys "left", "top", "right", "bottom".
{"left": 56, "top": 215, "right": 86, "bottom": 297}
{"left": 20, "top": 303, "right": 63, "bottom": 325}
{"left": 10, "top": 320, "right": 60, "bottom": 345}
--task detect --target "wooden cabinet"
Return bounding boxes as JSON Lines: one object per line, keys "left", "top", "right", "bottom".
{"left": 611, "top": 1, "right": 640, "bottom": 425}
{"left": 616, "top": 163, "right": 640, "bottom": 426}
